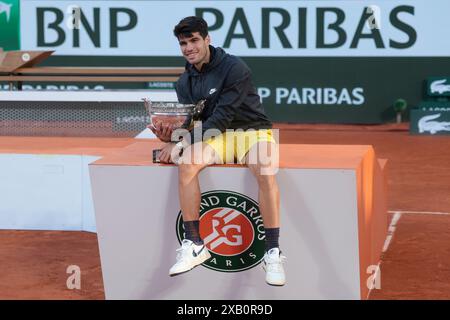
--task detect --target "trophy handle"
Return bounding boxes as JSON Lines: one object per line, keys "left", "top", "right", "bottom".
{"left": 142, "top": 98, "right": 155, "bottom": 129}
{"left": 192, "top": 99, "right": 206, "bottom": 120}
{"left": 181, "top": 99, "right": 207, "bottom": 130}
{"left": 142, "top": 97, "right": 152, "bottom": 111}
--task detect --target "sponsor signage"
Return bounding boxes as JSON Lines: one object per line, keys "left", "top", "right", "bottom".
{"left": 176, "top": 190, "right": 265, "bottom": 272}
{"left": 2, "top": 1, "right": 450, "bottom": 123}
{"left": 0, "top": 0, "right": 20, "bottom": 50}
{"left": 3, "top": 0, "right": 449, "bottom": 57}
{"left": 410, "top": 102, "right": 450, "bottom": 135}
{"left": 147, "top": 81, "right": 175, "bottom": 90}
{"left": 427, "top": 77, "right": 450, "bottom": 97}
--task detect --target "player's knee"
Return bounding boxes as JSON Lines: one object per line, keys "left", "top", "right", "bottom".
{"left": 178, "top": 164, "right": 201, "bottom": 185}
{"left": 245, "top": 142, "right": 278, "bottom": 168}
{"left": 180, "top": 143, "right": 213, "bottom": 165}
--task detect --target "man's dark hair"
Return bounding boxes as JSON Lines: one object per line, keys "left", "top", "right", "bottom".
{"left": 173, "top": 16, "right": 208, "bottom": 39}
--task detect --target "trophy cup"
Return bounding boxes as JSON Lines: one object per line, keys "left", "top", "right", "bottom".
{"left": 142, "top": 98, "right": 206, "bottom": 163}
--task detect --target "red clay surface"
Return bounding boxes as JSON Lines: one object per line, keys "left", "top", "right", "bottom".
{"left": 0, "top": 123, "right": 449, "bottom": 299}
{"left": 0, "top": 230, "right": 104, "bottom": 300}
{"left": 370, "top": 213, "right": 450, "bottom": 300}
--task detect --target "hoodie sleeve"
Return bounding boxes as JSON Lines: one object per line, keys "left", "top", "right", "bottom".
{"left": 190, "top": 62, "right": 250, "bottom": 144}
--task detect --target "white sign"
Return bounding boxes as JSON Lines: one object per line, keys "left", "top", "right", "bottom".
{"left": 20, "top": 0, "right": 450, "bottom": 56}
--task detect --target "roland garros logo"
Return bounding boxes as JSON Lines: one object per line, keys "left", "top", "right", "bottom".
{"left": 176, "top": 190, "right": 265, "bottom": 272}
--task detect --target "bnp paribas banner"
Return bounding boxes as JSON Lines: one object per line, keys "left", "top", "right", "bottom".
{"left": 2, "top": 0, "right": 450, "bottom": 123}
{"left": 0, "top": 0, "right": 20, "bottom": 50}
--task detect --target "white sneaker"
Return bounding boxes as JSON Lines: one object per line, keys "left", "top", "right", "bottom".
{"left": 169, "top": 239, "right": 211, "bottom": 276}
{"left": 263, "top": 248, "right": 286, "bottom": 286}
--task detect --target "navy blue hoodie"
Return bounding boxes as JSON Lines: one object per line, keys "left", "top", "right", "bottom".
{"left": 176, "top": 46, "right": 272, "bottom": 143}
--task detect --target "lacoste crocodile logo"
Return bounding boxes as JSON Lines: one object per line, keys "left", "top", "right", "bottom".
{"left": 0, "top": 1, "right": 13, "bottom": 23}
{"left": 418, "top": 113, "right": 450, "bottom": 134}
{"left": 430, "top": 79, "right": 450, "bottom": 94}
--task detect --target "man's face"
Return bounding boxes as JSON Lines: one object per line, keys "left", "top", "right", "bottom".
{"left": 178, "top": 32, "right": 210, "bottom": 67}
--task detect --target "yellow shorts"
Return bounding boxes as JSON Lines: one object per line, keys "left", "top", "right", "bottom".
{"left": 205, "top": 129, "right": 275, "bottom": 164}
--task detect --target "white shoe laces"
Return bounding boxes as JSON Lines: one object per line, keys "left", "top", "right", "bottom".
{"left": 175, "top": 240, "right": 194, "bottom": 262}
{"left": 265, "top": 253, "right": 287, "bottom": 273}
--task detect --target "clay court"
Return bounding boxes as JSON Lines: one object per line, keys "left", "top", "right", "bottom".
{"left": 0, "top": 123, "right": 449, "bottom": 300}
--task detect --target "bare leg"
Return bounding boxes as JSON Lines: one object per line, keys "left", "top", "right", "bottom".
{"left": 245, "top": 141, "right": 280, "bottom": 228}
{"left": 256, "top": 174, "right": 280, "bottom": 228}
{"left": 178, "top": 142, "right": 220, "bottom": 221}
{"left": 168, "top": 143, "right": 220, "bottom": 276}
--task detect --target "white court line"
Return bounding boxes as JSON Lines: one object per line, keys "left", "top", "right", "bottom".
{"left": 388, "top": 210, "right": 450, "bottom": 216}
{"left": 367, "top": 212, "right": 402, "bottom": 300}
{"left": 382, "top": 212, "right": 402, "bottom": 253}
{"left": 382, "top": 209, "right": 450, "bottom": 254}
{"left": 369, "top": 210, "right": 448, "bottom": 299}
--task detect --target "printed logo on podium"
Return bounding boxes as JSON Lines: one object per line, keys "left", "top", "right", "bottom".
{"left": 176, "top": 190, "right": 265, "bottom": 272}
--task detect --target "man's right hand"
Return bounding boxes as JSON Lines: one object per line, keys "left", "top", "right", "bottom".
{"left": 148, "top": 122, "right": 173, "bottom": 142}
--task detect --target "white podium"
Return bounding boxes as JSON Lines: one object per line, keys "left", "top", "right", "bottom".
{"left": 89, "top": 140, "right": 388, "bottom": 300}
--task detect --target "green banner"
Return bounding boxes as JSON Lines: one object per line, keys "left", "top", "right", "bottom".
{"left": 4, "top": 56, "right": 450, "bottom": 124}
{"left": 0, "top": 0, "right": 20, "bottom": 50}
{"left": 410, "top": 103, "right": 450, "bottom": 135}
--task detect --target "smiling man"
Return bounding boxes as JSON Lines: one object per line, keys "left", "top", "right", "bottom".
{"left": 151, "top": 16, "right": 286, "bottom": 286}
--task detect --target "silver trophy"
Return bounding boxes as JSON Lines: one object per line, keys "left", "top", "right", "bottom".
{"left": 142, "top": 98, "right": 206, "bottom": 162}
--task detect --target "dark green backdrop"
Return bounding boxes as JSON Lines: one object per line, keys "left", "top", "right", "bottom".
{"left": 4, "top": 55, "right": 450, "bottom": 124}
